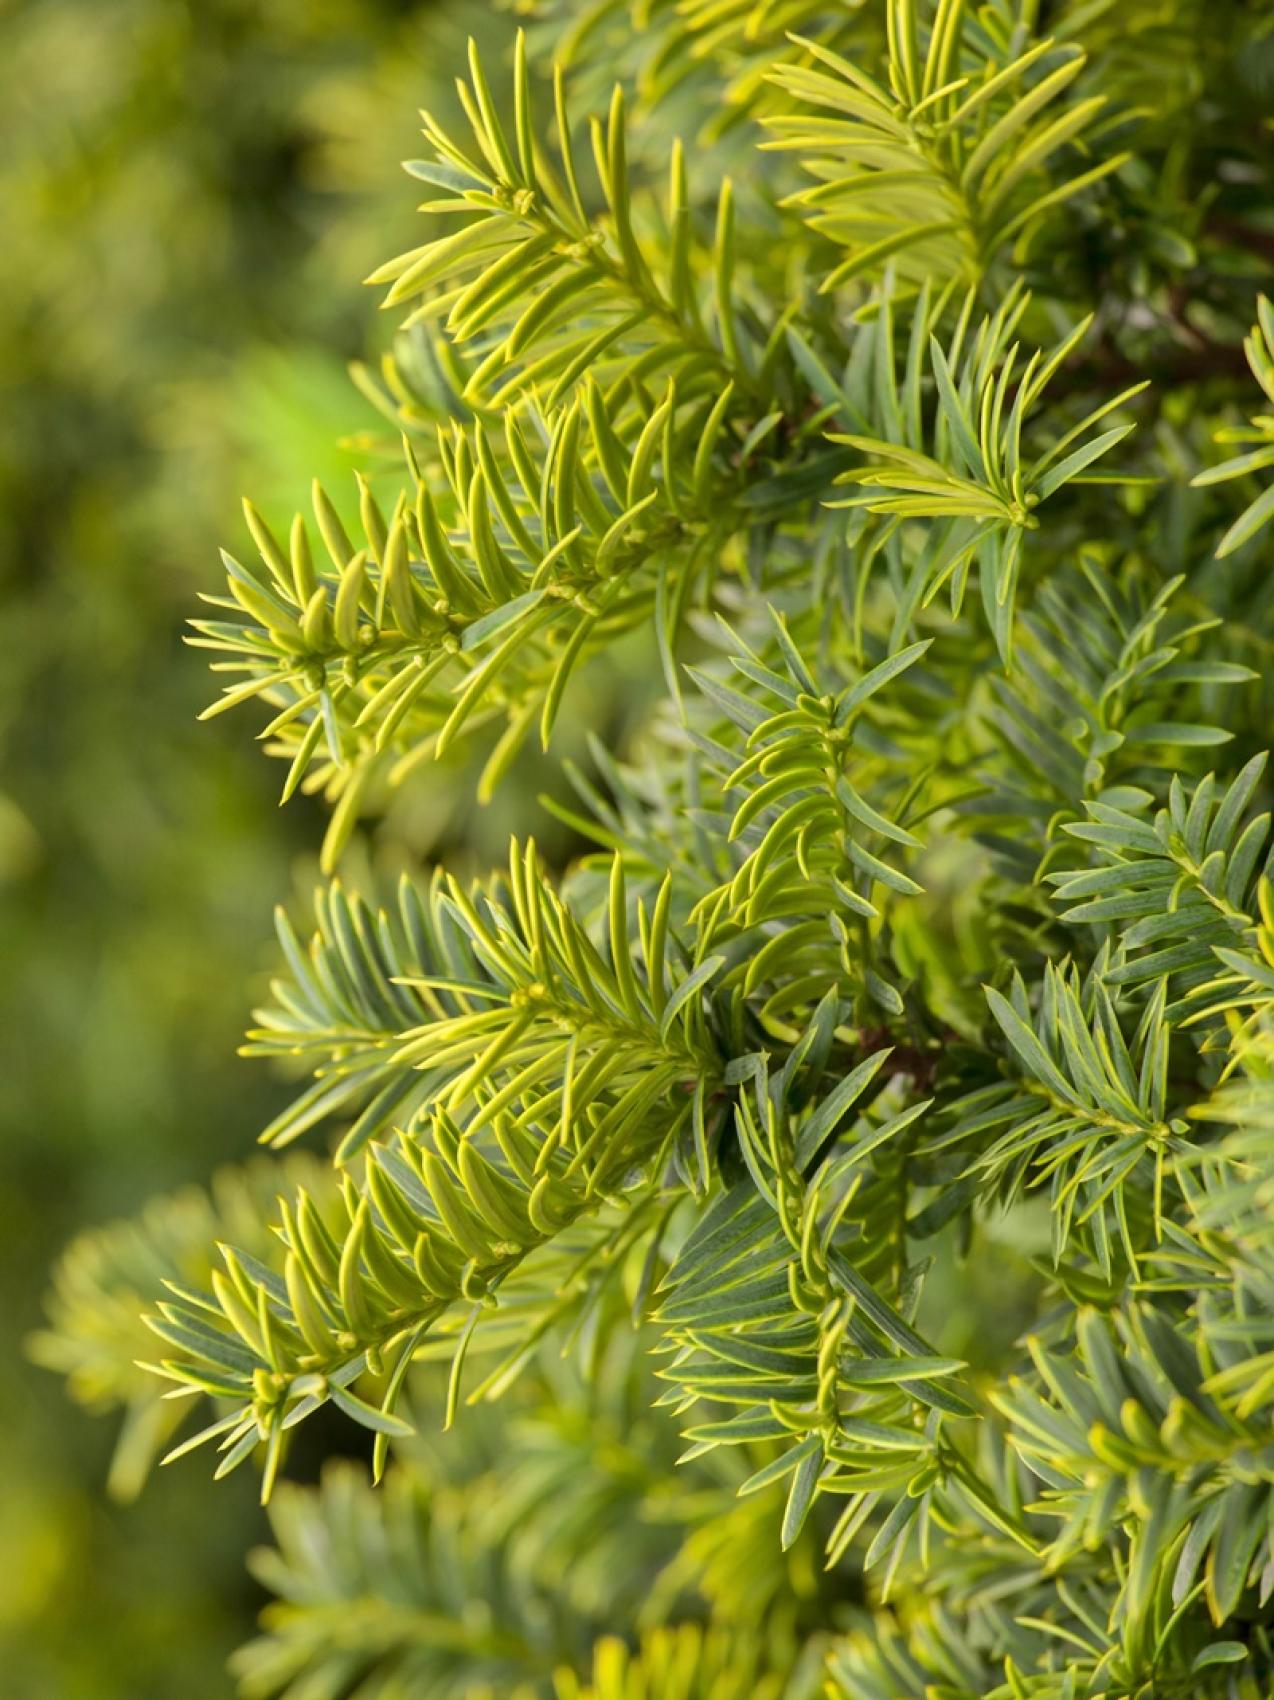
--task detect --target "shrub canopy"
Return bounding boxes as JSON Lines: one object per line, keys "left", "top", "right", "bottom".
{"left": 38, "top": 3, "right": 1274, "bottom": 1695}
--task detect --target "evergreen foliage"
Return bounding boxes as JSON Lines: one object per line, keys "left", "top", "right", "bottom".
{"left": 36, "top": 2, "right": 1274, "bottom": 1694}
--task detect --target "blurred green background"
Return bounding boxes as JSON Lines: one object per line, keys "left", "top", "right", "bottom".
{"left": 0, "top": 0, "right": 506, "bottom": 1691}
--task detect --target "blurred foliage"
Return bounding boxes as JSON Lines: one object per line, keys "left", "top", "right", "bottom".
{"left": 0, "top": 0, "right": 492, "bottom": 1692}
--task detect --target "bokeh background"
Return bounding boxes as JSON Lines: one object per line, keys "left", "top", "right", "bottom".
{"left": 0, "top": 1, "right": 516, "bottom": 1691}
